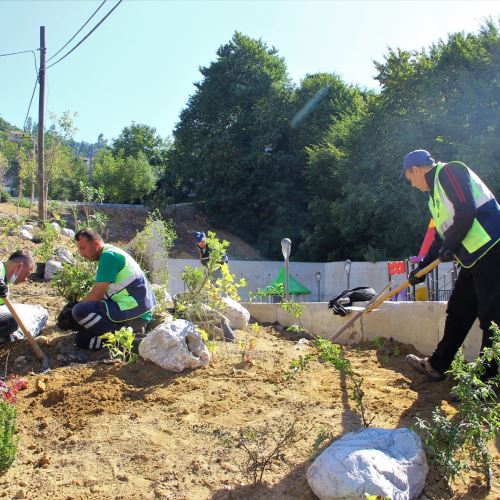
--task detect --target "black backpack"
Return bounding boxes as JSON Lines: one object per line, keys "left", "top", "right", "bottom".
{"left": 328, "top": 287, "right": 376, "bottom": 316}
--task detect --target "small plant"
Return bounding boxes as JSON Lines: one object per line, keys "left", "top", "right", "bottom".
{"left": 101, "top": 327, "right": 138, "bottom": 364}
{"left": 52, "top": 257, "right": 96, "bottom": 303}
{"left": 310, "top": 427, "right": 334, "bottom": 456}
{"left": 314, "top": 338, "right": 373, "bottom": 427}
{"left": 414, "top": 322, "right": 500, "bottom": 489}
{"left": 0, "top": 372, "right": 25, "bottom": 472}
{"left": 0, "top": 399, "right": 17, "bottom": 472}
{"left": 285, "top": 354, "right": 315, "bottom": 383}
{"left": 236, "top": 418, "right": 299, "bottom": 486}
{"left": 133, "top": 210, "right": 176, "bottom": 317}
{"left": 72, "top": 182, "right": 108, "bottom": 235}
{"left": 35, "top": 222, "right": 59, "bottom": 262}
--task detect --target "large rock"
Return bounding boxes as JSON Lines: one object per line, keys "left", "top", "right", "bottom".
{"left": 19, "top": 229, "right": 33, "bottom": 241}
{"left": 61, "top": 228, "right": 75, "bottom": 238}
{"left": 139, "top": 318, "right": 210, "bottom": 373}
{"left": 0, "top": 303, "right": 48, "bottom": 342}
{"left": 44, "top": 259, "right": 63, "bottom": 280}
{"left": 306, "top": 428, "right": 428, "bottom": 500}
{"left": 221, "top": 296, "right": 250, "bottom": 330}
{"left": 54, "top": 247, "right": 73, "bottom": 264}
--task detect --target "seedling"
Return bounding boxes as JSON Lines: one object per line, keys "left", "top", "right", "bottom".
{"left": 101, "top": 327, "right": 138, "bottom": 364}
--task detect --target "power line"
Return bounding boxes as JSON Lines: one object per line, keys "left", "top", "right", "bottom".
{"left": 46, "top": 0, "right": 123, "bottom": 70}
{"left": 0, "top": 49, "right": 34, "bottom": 57}
{"left": 23, "top": 77, "right": 38, "bottom": 131}
{"left": 46, "top": 0, "right": 107, "bottom": 63}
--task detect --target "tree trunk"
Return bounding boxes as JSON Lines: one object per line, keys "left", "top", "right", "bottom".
{"left": 17, "top": 179, "right": 23, "bottom": 214}
{"left": 29, "top": 181, "right": 35, "bottom": 218}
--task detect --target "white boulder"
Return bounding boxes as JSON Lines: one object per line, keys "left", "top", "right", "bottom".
{"left": 307, "top": 428, "right": 428, "bottom": 500}
{"left": 44, "top": 259, "right": 63, "bottom": 280}
{"left": 21, "top": 224, "right": 34, "bottom": 232}
{"left": 221, "top": 296, "right": 250, "bottom": 330}
{"left": 19, "top": 229, "right": 33, "bottom": 241}
{"left": 139, "top": 318, "right": 210, "bottom": 373}
{"left": 61, "top": 228, "right": 75, "bottom": 238}
{"left": 54, "top": 247, "right": 73, "bottom": 264}
{"left": 51, "top": 222, "right": 61, "bottom": 233}
{"left": 0, "top": 303, "right": 48, "bottom": 342}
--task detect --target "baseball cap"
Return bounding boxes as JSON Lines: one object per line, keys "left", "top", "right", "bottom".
{"left": 400, "top": 149, "right": 435, "bottom": 179}
{"left": 195, "top": 231, "right": 206, "bottom": 243}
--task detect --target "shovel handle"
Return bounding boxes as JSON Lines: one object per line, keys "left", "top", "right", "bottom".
{"left": 367, "top": 258, "right": 441, "bottom": 312}
{"left": 3, "top": 296, "right": 46, "bottom": 360}
{"left": 326, "top": 281, "right": 393, "bottom": 342}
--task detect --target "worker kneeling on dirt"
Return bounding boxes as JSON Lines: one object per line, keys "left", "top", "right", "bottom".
{"left": 72, "top": 229, "right": 156, "bottom": 350}
{"left": 401, "top": 150, "right": 500, "bottom": 383}
{"left": 0, "top": 250, "right": 36, "bottom": 343}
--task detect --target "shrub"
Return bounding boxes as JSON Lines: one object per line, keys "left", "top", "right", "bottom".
{"left": 0, "top": 399, "right": 18, "bottom": 472}
{"left": 415, "top": 322, "right": 500, "bottom": 489}
{"left": 52, "top": 257, "right": 96, "bottom": 303}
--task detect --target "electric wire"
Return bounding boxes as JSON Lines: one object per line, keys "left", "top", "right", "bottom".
{"left": 0, "top": 49, "right": 34, "bottom": 57}
{"left": 46, "top": 0, "right": 123, "bottom": 70}
{"left": 23, "top": 77, "right": 38, "bottom": 131}
{"left": 46, "top": 0, "right": 107, "bottom": 63}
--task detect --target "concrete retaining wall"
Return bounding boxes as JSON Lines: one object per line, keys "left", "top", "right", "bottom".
{"left": 244, "top": 301, "right": 483, "bottom": 362}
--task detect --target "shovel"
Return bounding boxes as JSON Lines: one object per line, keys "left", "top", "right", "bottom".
{"left": 3, "top": 296, "right": 50, "bottom": 373}
{"left": 327, "top": 281, "right": 393, "bottom": 342}
{"left": 366, "top": 258, "right": 441, "bottom": 312}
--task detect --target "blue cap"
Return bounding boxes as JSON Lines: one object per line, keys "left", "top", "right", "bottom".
{"left": 195, "top": 231, "right": 206, "bottom": 243}
{"left": 400, "top": 149, "right": 435, "bottom": 179}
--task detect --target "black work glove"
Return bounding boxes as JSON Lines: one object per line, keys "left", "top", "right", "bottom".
{"left": 438, "top": 246, "right": 454, "bottom": 262}
{"left": 408, "top": 267, "right": 426, "bottom": 286}
{"left": 0, "top": 279, "right": 9, "bottom": 299}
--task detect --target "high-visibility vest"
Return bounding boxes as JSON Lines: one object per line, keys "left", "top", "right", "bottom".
{"left": 428, "top": 161, "right": 500, "bottom": 268}
{"left": 99, "top": 245, "right": 156, "bottom": 322}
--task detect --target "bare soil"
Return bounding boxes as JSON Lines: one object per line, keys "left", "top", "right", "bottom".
{"left": 0, "top": 203, "right": 498, "bottom": 500}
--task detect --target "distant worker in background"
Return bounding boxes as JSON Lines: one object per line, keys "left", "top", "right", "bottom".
{"left": 195, "top": 231, "right": 229, "bottom": 268}
{"left": 0, "top": 250, "right": 36, "bottom": 343}
{"left": 401, "top": 149, "right": 500, "bottom": 383}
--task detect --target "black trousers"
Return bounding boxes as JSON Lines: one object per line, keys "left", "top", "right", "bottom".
{"left": 430, "top": 243, "right": 500, "bottom": 379}
{"left": 0, "top": 310, "right": 18, "bottom": 341}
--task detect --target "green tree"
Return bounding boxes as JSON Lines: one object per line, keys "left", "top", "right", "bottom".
{"left": 93, "top": 149, "right": 156, "bottom": 204}
{"left": 112, "top": 123, "right": 170, "bottom": 176}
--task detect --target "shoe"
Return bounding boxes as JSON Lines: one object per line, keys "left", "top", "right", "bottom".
{"left": 406, "top": 354, "right": 445, "bottom": 381}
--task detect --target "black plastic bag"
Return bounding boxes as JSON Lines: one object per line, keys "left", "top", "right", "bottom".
{"left": 328, "top": 287, "right": 376, "bottom": 316}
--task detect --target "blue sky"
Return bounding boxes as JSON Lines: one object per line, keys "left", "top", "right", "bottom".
{"left": 1, "top": 0, "right": 499, "bottom": 143}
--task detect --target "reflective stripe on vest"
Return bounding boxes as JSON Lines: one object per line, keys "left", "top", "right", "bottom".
{"left": 100, "top": 244, "right": 156, "bottom": 322}
{"left": 0, "top": 262, "right": 5, "bottom": 305}
{"left": 428, "top": 162, "right": 500, "bottom": 268}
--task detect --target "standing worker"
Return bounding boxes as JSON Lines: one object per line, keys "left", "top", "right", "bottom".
{"left": 72, "top": 228, "right": 156, "bottom": 350}
{"left": 401, "top": 149, "right": 500, "bottom": 382}
{"left": 0, "top": 250, "right": 36, "bottom": 343}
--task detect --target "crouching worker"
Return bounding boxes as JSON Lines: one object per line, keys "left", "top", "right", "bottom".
{"left": 72, "top": 229, "right": 156, "bottom": 350}
{"left": 0, "top": 250, "right": 36, "bottom": 343}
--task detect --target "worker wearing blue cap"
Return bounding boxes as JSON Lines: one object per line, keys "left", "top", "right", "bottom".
{"left": 195, "top": 231, "right": 229, "bottom": 268}
{"left": 401, "top": 149, "right": 500, "bottom": 385}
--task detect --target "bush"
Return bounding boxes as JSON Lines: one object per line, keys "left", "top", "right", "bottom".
{"left": 52, "top": 258, "right": 96, "bottom": 303}
{"left": 0, "top": 191, "right": 12, "bottom": 203}
{"left": 0, "top": 399, "right": 18, "bottom": 472}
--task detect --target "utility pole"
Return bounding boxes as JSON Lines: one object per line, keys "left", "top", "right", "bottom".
{"left": 37, "top": 26, "right": 46, "bottom": 220}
